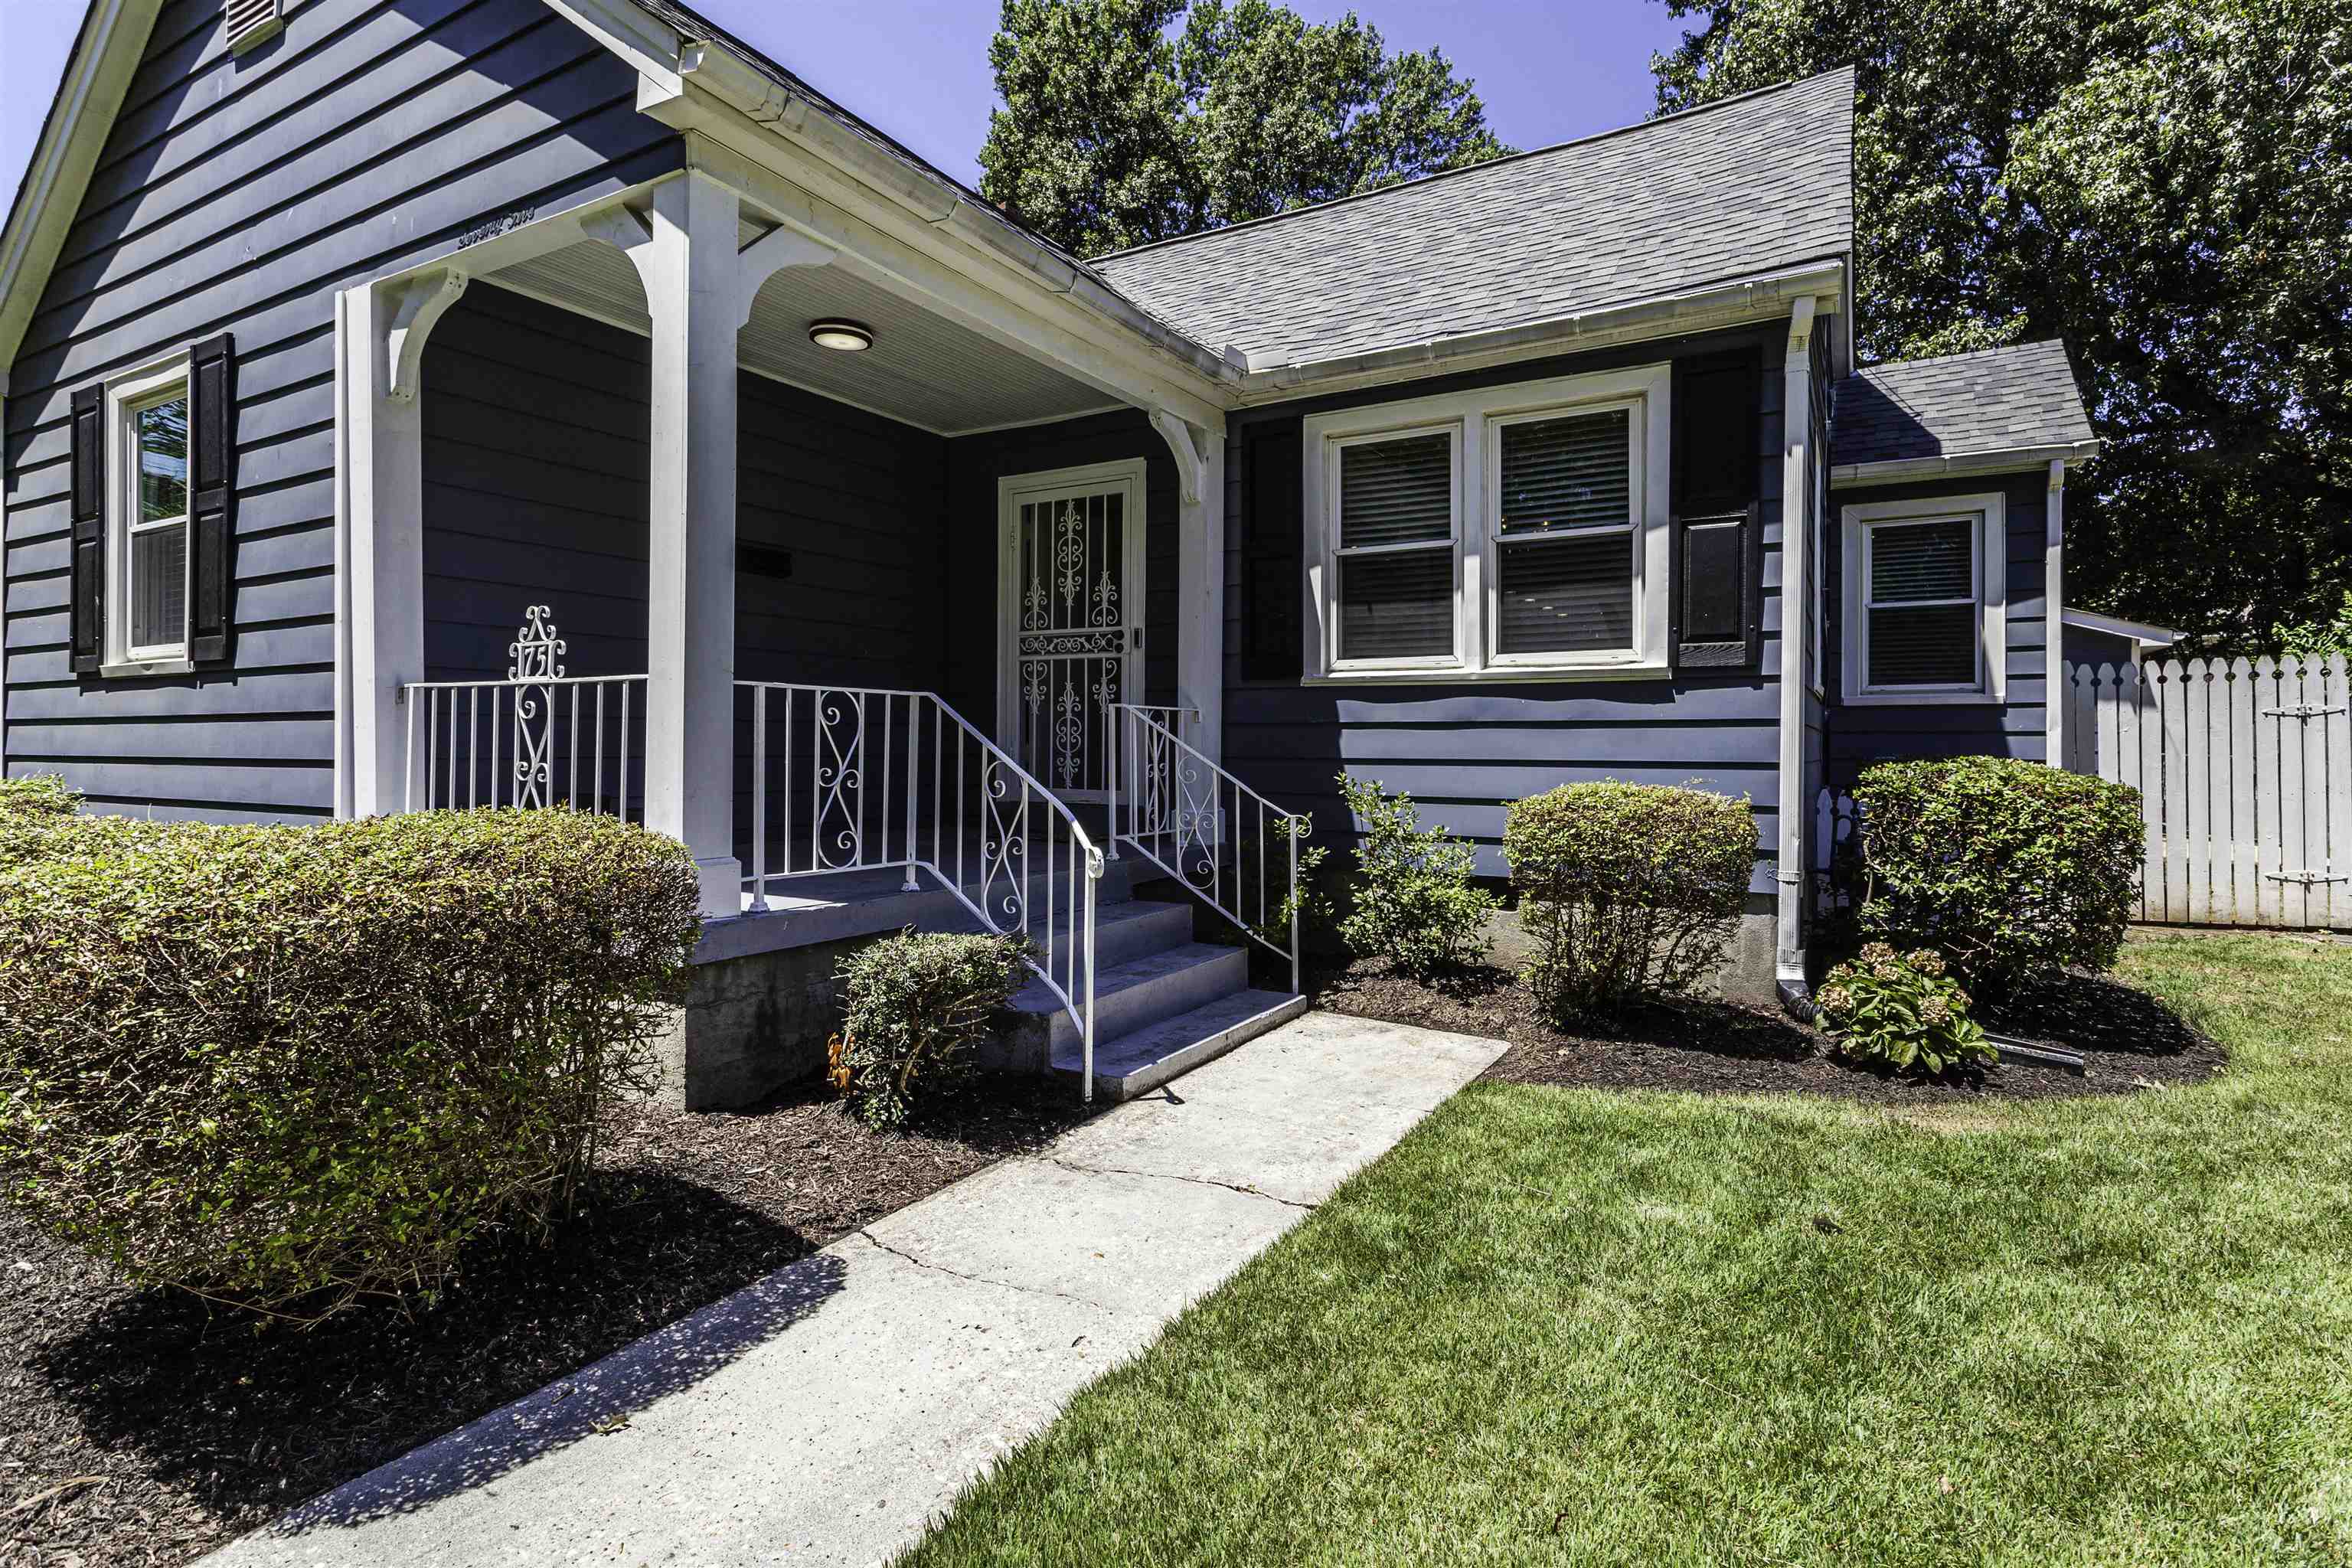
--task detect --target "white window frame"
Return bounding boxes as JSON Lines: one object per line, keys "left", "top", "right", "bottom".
{"left": 1301, "top": 363, "right": 1673, "bottom": 684}
{"left": 1840, "top": 492, "right": 2007, "bottom": 706}
{"left": 103, "top": 354, "right": 195, "bottom": 676}
{"left": 1319, "top": 421, "right": 1464, "bottom": 673}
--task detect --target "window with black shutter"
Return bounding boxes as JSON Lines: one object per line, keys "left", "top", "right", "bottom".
{"left": 64, "top": 339, "right": 236, "bottom": 676}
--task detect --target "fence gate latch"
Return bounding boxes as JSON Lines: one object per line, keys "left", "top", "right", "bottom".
{"left": 2261, "top": 704, "right": 2348, "bottom": 719}
{"left": 2265, "top": 870, "right": 2350, "bottom": 886}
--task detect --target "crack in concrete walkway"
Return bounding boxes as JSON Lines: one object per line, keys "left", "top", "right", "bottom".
{"left": 201, "top": 1011, "right": 1507, "bottom": 1568}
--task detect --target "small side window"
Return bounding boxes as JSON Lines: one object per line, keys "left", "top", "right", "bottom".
{"left": 1841, "top": 493, "right": 2007, "bottom": 704}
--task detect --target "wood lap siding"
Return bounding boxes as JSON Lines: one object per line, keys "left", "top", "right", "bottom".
{"left": 1220, "top": 325, "right": 1789, "bottom": 891}
{"left": 1822, "top": 469, "right": 2052, "bottom": 785}
{"left": 1, "top": 0, "right": 684, "bottom": 820}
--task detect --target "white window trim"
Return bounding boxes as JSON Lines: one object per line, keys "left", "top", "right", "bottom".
{"left": 1839, "top": 492, "right": 2007, "bottom": 707}
{"left": 1300, "top": 363, "right": 1673, "bottom": 684}
{"left": 100, "top": 353, "right": 194, "bottom": 677}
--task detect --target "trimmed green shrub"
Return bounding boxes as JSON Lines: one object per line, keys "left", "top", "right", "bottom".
{"left": 1503, "top": 781, "right": 1756, "bottom": 1018}
{"left": 829, "top": 930, "right": 1031, "bottom": 1129}
{"left": 1335, "top": 775, "right": 1495, "bottom": 975}
{"left": 0, "top": 774, "right": 77, "bottom": 818}
{"left": 1852, "top": 756, "right": 2143, "bottom": 994}
{"left": 1815, "top": 942, "right": 1994, "bottom": 1075}
{"left": 0, "top": 808, "right": 701, "bottom": 1321}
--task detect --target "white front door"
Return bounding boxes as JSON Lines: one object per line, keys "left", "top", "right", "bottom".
{"left": 997, "top": 460, "right": 1146, "bottom": 802}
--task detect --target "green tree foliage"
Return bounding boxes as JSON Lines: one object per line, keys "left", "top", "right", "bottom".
{"left": 980, "top": 0, "right": 1511, "bottom": 259}
{"left": 1649, "top": 0, "right": 2352, "bottom": 652}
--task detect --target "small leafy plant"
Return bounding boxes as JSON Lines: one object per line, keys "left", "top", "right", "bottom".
{"left": 1815, "top": 943, "right": 1995, "bottom": 1076}
{"left": 831, "top": 930, "right": 1031, "bottom": 1129}
{"left": 1247, "top": 814, "right": 1331, "bottom": 952}
{"left": 1335, "top": 775, "right": 1494, "bottom": 976}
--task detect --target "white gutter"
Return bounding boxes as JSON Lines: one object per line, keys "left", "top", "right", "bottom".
{"left": 2060, "top": 606, "right": 2179, "bottom": 648}
{"left": 1236, "top": 260, "right": 1847, "bottom": 404}
{"left": 1831, "top": 439, "right": 2102, "bottom": 488}
{"left": 2046, "top": 459, "right": 2065, "bottom": 767}
{"left": 1775, "top": 298, "right": 1820, "bottom": 1013}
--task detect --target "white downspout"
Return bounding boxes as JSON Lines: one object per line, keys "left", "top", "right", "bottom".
{"left": 2045, "top": 458, "right": 2066, "bottom": 766}
{"left": 1775, "top": 299, "right": 1818, "bottom": 1014}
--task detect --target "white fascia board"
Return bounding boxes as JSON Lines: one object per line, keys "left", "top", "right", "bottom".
{"left": 2061, "top": 606, "right": 2180, "bottom": 646}
{"left": 1831, "top": 439, "right": 2103, "bottom": 488}
{"left": 1233, "top": 260, "right": 1847, "bottom": 406}
{"left": 0, "top": 0, "right": 166, "bottom": 375}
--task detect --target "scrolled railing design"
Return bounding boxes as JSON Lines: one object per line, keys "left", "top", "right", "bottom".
{"left": 740, "top": 682, "right": 1104, "bottom": 1099}
{"left": 1109, "top": 703, "right": 1306, "bottom": 997}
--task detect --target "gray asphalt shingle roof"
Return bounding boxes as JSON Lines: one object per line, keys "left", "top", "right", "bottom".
{"left": 1093, "top": 67, "right": 1856, "bottom": 369}
{"left": 1831, "top": 340, "right": 2096, "bottom": 468}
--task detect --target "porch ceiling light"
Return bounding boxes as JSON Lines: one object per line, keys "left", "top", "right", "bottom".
{"left": 808, "top": 318, "right": 874, "bottom": 352}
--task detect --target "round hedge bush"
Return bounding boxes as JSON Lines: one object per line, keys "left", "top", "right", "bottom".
{"left": 1502, "top": 780, "right": 1756, "bottom": 1018}
{"left": 1851, "top": 756, "right": 2142, "bottom": 995}
{"left": 0, "top": 807, "right": 701, "bottom": 1321}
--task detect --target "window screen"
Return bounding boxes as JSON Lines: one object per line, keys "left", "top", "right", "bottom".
{"left": 1865, "top": 516, "right": 1978, "bottom": 688}
{"left": 1494, "top": 407, "right": 1633, "bottom": 655}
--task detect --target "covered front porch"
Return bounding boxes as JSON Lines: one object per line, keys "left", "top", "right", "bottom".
{"left": 333, "top": 160, "right": 1299, "bottom": 1104}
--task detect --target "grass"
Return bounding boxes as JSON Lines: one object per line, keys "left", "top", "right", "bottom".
{"left": 897, "top": 936, "right": 2352, "bottom": 1566}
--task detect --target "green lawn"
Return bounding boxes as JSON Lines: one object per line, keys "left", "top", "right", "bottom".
{"left": 900, "top": 936, "right": 2352, "bottom": 1566}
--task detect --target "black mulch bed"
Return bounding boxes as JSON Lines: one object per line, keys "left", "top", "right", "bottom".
{"left": 1, "top": 1080, "right": 1096, "bottom": 1568}
{"left": 1312, "top": 959, "right": 2226, "bottom": 1103}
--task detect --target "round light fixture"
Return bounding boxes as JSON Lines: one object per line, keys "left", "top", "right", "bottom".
{"left": 808, "top": 318, "right": 874, "bottom": 352}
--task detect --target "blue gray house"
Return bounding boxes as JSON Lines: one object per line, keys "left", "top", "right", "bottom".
{"left": 0, "top": 0, "right": 2100, "bottom": 1104}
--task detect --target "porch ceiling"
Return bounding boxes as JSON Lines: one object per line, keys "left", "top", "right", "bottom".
{"left": 479, "top": 237, "right": 1122, "bottom": 437}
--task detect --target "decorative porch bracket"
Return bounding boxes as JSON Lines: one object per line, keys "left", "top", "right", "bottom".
{"left": 385, "top": 268, "right": 469, "bottom": 406}
{"left": 1149, "top": 408, "right": 1227, "bottom": 771}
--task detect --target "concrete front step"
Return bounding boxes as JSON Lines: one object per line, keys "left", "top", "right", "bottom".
{"left": 931, "top": 897, "right": 1194, "bottom": 971}
{"left": 1050, "top": 990, "right": 1313, "bottom": 1102}
{"left": 988, "top": 941, "right": 1252, "bottom": 1072}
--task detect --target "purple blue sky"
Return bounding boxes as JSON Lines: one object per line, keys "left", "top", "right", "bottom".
{"left": 2, "top": 1, "right": 1690, "bottom": 220}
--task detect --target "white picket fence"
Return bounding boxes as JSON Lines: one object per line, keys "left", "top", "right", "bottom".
{"left": 2061, "top": 655, "right": 2352, "bottom": 931}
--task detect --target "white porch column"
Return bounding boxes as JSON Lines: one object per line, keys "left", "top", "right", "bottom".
{"left": 339, "top": 267, "right": 466, "bottom": 818}
{"left": 627, "top": 171, "right": 746, "bottom": 916}
{"left": 1774, "top": 298, "right": 1820, "bottom": 993}
{"left": 2046, "top": 459, "right": 2066, "bottom": 766}
{"left": 1152, "top": 409, "right": 1227, "bottom": 766}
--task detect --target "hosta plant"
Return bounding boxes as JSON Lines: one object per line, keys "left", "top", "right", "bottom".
{"left": 1815, "top": 943, "right": 1996, "bottom": 1076}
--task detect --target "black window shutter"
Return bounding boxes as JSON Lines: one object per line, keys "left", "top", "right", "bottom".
{"left": 1241, "top": 421, "right": 1302, "bottom": 681}
{"left": 68, "top": 384, "right": 105, "bottom": 674}
{"left": 1671, "top": 350, "right": 1762, "bottom": 669}
{"left": 188, "top": 333, "right": 236, "bottom": 663}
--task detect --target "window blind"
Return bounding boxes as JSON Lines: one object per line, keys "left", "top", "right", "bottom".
{"left": 1497, "top": 534, "right": 1632, "bottom": 655}
{"left": 1497, "top": 409, "right": 1630, "bottom": 534}
{"left": 1340, "top": 550, "right": 1452, "bottom": 660}
{"left": 1339, "top": 433, "right": 1451, "bottom": 548}
{"left": 1866, "top": 517, "right": 1978, "bottom": 687}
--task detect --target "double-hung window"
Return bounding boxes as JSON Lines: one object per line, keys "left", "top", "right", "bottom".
{"left": 1840, "top": 493, "right": 2007, "bottom": 704}
{"left": 1302, "top": 363, "right": 1673, "bottom": 681}
{"left": 113, "top": 364, "right": 193, "bottom": 665}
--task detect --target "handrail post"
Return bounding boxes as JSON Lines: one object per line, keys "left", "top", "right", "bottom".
{"left": 1106, "top": 705, "right": 1122, "bottom": 861}
{"left": 903, "top": 694, "right": 922, "bottom": 892}
{"left": 1289, "top": 818, "right": 1301, "bottom": 996}
{"left": 750, "top": 684, "right": 769, "bottom": 911}
{"left": 1083, "top": 853, "right": 1099, "bottom": 1104}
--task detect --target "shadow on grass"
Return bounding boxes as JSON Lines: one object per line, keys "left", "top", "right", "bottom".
{"left": 35, "top": 1170, "right": 834, "bottom": 1530}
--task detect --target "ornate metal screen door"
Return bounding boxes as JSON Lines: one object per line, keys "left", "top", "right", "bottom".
{"left": 998, "top": 466, "right": 1145, "bottom": 802}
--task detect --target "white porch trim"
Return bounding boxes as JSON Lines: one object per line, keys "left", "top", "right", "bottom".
{"left": 1775, "top": 297, "right": 1821, "bottom": 995}
{"left": 1149, "top": 411, "right": 1227, "bottom": 766}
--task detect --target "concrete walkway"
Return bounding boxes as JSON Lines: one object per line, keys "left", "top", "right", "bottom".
{"left": 203, "top": 1011, "right": 1506, "bottom": 1568}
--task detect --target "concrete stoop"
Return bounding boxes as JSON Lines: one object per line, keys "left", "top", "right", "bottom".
{"left": 661, "top": 851, "right": 1301, "bottom": 1109}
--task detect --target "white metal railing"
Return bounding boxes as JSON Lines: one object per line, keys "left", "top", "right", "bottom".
{"left": 402, "top": 672, "right": 647, "bottom": 816}
{"left": 1110, "top": 703, "right": 1305, "bottom": 995}
{"left": 739, "top": 681, "right": 1105, "bottom": 1099}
